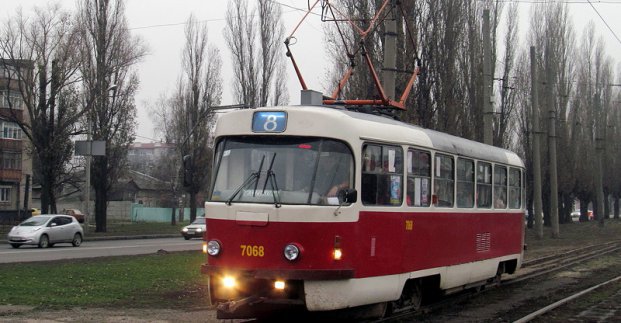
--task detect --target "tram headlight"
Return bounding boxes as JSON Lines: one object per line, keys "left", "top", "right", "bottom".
{"left": 222, "top": 276, "right": 237, "bottom": 289}
{"left": 284, "top": 243, "right": 301, "bottom": 261}
{"left": 206, "top": 240, "right": 221, "bottom": 256}
{"left": 274, "top": 280, "right": 286, "bottom": 290}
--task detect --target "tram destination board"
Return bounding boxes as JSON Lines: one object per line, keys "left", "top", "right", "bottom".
{"left": 252, "top": 111, "right": 287, "bottom": 133}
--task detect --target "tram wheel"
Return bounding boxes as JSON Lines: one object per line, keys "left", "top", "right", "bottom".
{"left": 387, "top": 279, "right": 423, "bottom": 315}
{"left": 488, "top": 262, "right": 506, "bottom": 285}
{"left": 408, "top": 280, "right": 423, "bottom": 310}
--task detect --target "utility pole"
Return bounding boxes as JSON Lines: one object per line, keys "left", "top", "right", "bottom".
{"left": 84, "top": 120, "right": 91, "bottom": 228}
{"left": 482, "top": 9, "right": 493, "bottom": 146}
{"left": 594, "top": 93, "right": 605, "bottom": 227}
{"left": 530, "top": 47, "right": 544, "bottom": 239}
{"left": 382, "top": 1, "right": 397, "bottom": 101}
{"left": 545, "top": 47, "right": 559, "bottom": 238}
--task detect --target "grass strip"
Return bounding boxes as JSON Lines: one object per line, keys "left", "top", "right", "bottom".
{"left": 0, "top": 251, "right": 208, "bottom": 309}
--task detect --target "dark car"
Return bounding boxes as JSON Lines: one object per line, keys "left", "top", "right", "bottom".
{"left": 181, "top": 217, "right": 206, "bottom": 240}
{"left": 64, "top": 209, "right": 85, "bottom": 223}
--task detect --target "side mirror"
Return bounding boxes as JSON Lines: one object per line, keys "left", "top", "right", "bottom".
{"left": 182, "top": 155, "right": 193, "bottom": 187}
{"left": 338, "top": 188, "right": 357, "bottom": 204}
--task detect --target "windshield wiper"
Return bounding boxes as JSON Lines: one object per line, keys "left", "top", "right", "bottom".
{"left": 262, "top": 153, "right": 281, "bottom": 208}
{"left": 226, "top": 155, "right": 265, "bottom": 206}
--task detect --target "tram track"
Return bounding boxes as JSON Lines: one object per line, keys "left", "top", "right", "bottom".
{"left": 507, "top": 241, "right": 621, "bottom": 285}
{"left": 378, "top": 241, "right": 621, "bottom": 322}
{"left": 513, "top": 274, "right": 621, "bottom": 322}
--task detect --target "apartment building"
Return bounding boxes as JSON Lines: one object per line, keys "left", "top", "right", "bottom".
{"left": 0, "top": 59, "right": 33, "bottom": 211}
{"left": 127, "top": 141, "right": 175, "bottom": 175}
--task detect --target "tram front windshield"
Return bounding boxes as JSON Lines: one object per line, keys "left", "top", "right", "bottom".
{"left": 210, "top": 136, "right": 353, "bottom": 205}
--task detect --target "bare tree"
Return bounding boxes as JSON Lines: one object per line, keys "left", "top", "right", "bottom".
{"left": 522, "top": 2, "right": 577, "bottom": 226}
{"left": 225, "top": 0, "right": 288, "bottom": 107}
{"left": 567, "top": 23, "right": 602, "bottom": 222}
{"left": 494, "top": 3, "right": 519, "bottom": 149}
{"left": 322, "top": 0, "right": 513, "bottom": 145}
{"left": 0, "top": 4, "right": 82, "bottom": 214}
{"left": 164, "top": 15, "right": 222, "bottom": 222}
{"left": 609, "top": 78, "right": 621, "bottom": 219}
{"left": 76, "top": 0, "right": 146, "bottom": 232}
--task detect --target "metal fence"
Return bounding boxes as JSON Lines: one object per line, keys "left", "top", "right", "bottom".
{"left": 131, "top": 204, "right": 205, "bottom": 223}
{"left": 0, "top": 210, "right": 33, "bottom": 225}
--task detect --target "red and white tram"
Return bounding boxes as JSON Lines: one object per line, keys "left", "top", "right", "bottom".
{"left": 201, "top": 99, "right": 525, "bottom": 319}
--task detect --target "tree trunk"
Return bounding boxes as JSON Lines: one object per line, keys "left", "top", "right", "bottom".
{"left": 603, "top": 192, "right": 610, "bottom": 219}
{"left": 190, "top": 191, "right": 197, "bottom": 222}
{"left": 579, "top": 198, "right": 590, "bottom": 222}
{"left": 95, "top": 187, "right": 107, "bottom": 232}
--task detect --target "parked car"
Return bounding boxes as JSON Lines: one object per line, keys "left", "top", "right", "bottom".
{"left": 30, "top": 208, "right": 41, "bottom": 216}
{"left": 7, "top": 215, "right": 84, "bottom": 248}
{"left": 181, "top": 217, "right": 206, "bottom": 240}
{"left": 63, "top": 209, "right": 85, "bottom": 223}
{"left": 571, "top": 210, "right": 593, "bottom": 221}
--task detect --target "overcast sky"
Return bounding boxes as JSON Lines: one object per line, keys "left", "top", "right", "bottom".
{"left": 3, "top": 0, "right": 621, "bottom": 142}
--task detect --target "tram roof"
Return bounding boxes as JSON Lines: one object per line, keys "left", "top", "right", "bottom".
{"left": 214, "top": 105, "right": 524, "bottom": 168}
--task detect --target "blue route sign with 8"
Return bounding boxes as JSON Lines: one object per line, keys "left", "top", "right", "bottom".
{"left": 252, "top": 111, "right": 287, "bottom": 133}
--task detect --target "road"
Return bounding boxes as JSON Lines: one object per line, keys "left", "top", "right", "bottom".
{"left": 0, "top": 237, "right": 203, "bottom": 263}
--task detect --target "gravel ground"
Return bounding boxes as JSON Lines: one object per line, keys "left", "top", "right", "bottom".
{"left": 0, "top": 307, "right": 218, "bottom": 323}
{"left": 411, "top": 251, "right": 621, "bottom": 322}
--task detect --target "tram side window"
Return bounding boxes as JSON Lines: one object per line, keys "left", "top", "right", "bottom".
{"left": 407, "top": 149, "right": 431, "bottom": 207}
{"left": 362, "top": 144, "right": 403, "bottom": 206}
{"left": 433, "top": 154, "right": 454, "bottom": 207}
{"left": 457, "top": 158, "right": 474, "bottom": 208}
{"left": 494, "top": 165, "right": 507, "bottom": 209}
{"left": 508, "top": 168, "right": 522, "bottom": 209}
{"left": 477, "top": 162, "right": 492, "bottom": 208}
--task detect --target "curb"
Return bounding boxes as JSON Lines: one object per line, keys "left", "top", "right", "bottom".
{"left": 0, "top": 234, "right": 180, "bottom": 245}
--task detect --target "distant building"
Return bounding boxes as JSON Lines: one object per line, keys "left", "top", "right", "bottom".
{"left": 0, "top": 59, "right": 33, "bottom": 212}
{"left": 111, "top": 169, "right": 172, "bottom": 207}
{"left": 127, "top": 141, "right": 175, "bottom": 175}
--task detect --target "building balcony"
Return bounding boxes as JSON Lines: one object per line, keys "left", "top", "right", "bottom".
{"left": 0, "top": 169, "right": 21, "bottom": 182}
{"left": 0, "top": 139, "right": 22, "bottom": 150}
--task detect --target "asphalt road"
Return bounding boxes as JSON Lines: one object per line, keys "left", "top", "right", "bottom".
{"left": 0, "top": 237, "right": 203, "bottom": 263}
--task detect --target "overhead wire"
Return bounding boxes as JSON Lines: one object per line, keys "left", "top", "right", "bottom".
{"left": 128, "top": 0, "right": 316, "bottom": 31}
{"left": 585, "top": 0, "right": 621, "bottom": 47}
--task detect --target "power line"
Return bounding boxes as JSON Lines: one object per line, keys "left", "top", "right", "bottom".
{"left": 484, "top": 0, "right": 621, "bottom": 3}
{"left": 135, "top": 134, "right": 159, "bottom": 142}
{"left": 8, "top": 1, "right": 303, "bottom": 32}
{"left": 129, "top": 18, "right": 224, "bottom": 30}
{"left": 586, "top": 0, "right": 621, "bottom": 47}
{"left": 267, "top": 0, "right": 321, "bottom": 16}
{"left": 128, "top": 2, "right": 313, "bottom": 31}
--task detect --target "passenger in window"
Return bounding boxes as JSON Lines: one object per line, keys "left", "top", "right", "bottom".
{"left": 326, "top": 181, "right": 349, "bottom": 198}
{"left": 319, "top": 158, "right": 350, "bottom": 205}
{"left": 495, "top": 189, "right": 506, "bottom": 209}
{"left": 458, "top": 189, "right": 474, "bottom": 208}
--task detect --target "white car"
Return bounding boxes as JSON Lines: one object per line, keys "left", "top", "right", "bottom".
{"left": 181, "top": 217, "right": 206, "bottom": 240}
{"left": 7, "top": 215, "right": 84, "bottom": 248}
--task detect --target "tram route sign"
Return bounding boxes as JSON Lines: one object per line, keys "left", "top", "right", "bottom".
{"left": 75, "top": 140, "right": 106, "bottom": 156}
{"left": 252, "top": 111, "right": 287, "bottom": 133}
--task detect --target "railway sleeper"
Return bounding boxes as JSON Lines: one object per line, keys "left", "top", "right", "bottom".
{"left": 216, "top": 296, "right": 305, "bottom": 319}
